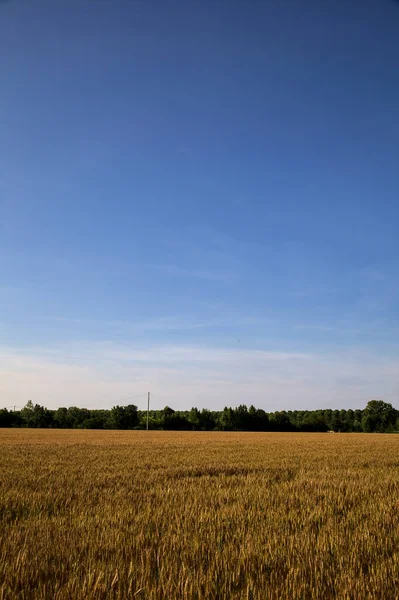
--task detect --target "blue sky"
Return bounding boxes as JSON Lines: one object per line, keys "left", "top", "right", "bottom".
{"left": 1, "top": 0, "right": 398, "bottom": 411}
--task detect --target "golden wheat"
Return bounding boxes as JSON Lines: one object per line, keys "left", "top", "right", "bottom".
{"left": 0, "top": 430, "right": 398, "bottom": 599}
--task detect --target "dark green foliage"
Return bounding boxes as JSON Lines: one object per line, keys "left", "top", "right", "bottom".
{"left": 0, "top": 408, "right": 22, "bottom": 428}
{"left": 362, "top": 400, "right": 397, "bottom": 433}
{"left": 1, "top": 400, "right": 397, "bottom": 432}
{"left": 21, "top": 401, "right": 53, "bottom": 428}
{"left": 108, "top": 405, "right": 138, "bottom": 429}
{"left": 269, "top": 411, "right": 293, "bottom": 432}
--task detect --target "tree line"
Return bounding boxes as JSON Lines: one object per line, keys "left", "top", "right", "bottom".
{"left": 0, "top": 400, "right": 397, "bottom": 433}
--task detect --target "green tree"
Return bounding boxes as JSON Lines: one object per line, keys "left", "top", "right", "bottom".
{"left": 188, "top": 407, "right": 201, "bottom": 430}
{"left": 234, "top": 405, "right": 249, "bottom": 430}
{"left": 0, "top": 409, "right": 13, "bottom": 427}
{"left": 255, "top": 408, "right": 270, "bottom": 431}
{"left": 330, "top": 410, "right": 342, "bottom": 432}
{"left": 219, "top": 407, "right": 235, "bottom": 431}
{"left": 21, "top": 401, "right": 53, "bottom": 428}
{"left": 83, "top": 416, "right": 106, "bottom": 429}
{"left": 363, "top": 400, "right": 397, "bottom": 433}
{"left": 199, "top": 409, "right": 216, "bottom": 430}
{"left": 269, "top": 411, "right": 292, "bottom": 431}
{"left": 353, "top": 419, "right": 362, "bottom": 432}
{"left": 361, "top": 414, "right": 374, "bottom": 433}
{"left": 54, "top": 407, "right": 71, "bottom": 428}
{"left": 108, "top": 405, "right": 138, "bottom": 429}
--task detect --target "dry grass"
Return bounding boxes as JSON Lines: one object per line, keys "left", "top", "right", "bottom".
{"left": 0, "top": 430, "right": 398, "bottom": 599}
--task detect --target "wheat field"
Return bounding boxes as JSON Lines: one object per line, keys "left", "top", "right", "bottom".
{"left": 0, "top": 430, "right": 398, "bottom": 599}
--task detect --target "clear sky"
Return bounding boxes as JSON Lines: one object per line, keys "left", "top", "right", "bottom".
{"left": 1, "top": 0, "right": 398, "bottom": 411}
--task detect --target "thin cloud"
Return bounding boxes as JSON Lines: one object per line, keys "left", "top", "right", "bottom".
{"left": 35, "top": 313, "right": 273, "bottom": 332}
{"left": 294, "top": 321, "right": 399, "bottom": 339}
{"left": 0, "top": 342, "right": 397, "bottom": 411}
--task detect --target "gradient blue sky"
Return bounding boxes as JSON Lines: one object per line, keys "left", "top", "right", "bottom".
{"left": 1, "top": 0, "right": 398, "bottom": 411}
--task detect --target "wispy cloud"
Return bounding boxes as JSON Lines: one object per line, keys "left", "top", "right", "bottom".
{"left": 295, "top": 319, "right": 399, "bottom": 340}
{"left": 0, "top": 342, "right": 397, "bottom": 411}
{"left": 35, "top": 313, "right": 273, "bottom": 333}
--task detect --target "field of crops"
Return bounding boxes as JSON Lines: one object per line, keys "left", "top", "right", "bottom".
{"left": 0, "top": 430, "right": 398, "bottom": 599}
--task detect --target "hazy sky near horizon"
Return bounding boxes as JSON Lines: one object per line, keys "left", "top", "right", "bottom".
{"left": 1, "top": 0, "right": 398, "bottom": 411}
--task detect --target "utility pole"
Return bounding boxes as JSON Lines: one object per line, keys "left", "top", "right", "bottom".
{"left": 146, "top": 392, "right": 150, "bottom": 430}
